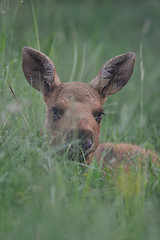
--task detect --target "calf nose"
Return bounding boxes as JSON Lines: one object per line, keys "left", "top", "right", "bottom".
{"left": 66, "top": 129, "right": 94, "bottom": 159}
{"left": 81, "top": 137, "right": 93, "bottom": 152}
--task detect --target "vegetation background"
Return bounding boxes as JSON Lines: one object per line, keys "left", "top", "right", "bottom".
{"left": 0, "top": 0, "right": 160, "bottom": 239}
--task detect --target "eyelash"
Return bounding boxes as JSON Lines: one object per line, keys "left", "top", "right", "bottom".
{"left": 94, "top": 110, "right": 106, "bottom": 124}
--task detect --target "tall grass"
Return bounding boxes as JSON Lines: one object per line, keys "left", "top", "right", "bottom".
{"left": 140, "top": 43, "right": 144, "bottom": 138}
{"left": 31, "top": 0, "right": 40, "bottom": 51}
{"left": 0, "top": 0, "right": 160, "bottom": 239}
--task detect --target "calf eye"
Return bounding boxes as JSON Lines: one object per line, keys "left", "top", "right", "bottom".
{"left": 93, "top": 110, "right": 104, "bottom": 124}
{"left": 52, "top": 107, "right": 64, "bottom": 122}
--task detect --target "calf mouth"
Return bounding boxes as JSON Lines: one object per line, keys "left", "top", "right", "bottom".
{"left": 64, "top": 130, "right": 94, "bottom": 162}
{"left": 51, "top": 130, "right": 94, "bottom": 162}
{"left": 66, "top": 137, "right": 93, "bottom": 162}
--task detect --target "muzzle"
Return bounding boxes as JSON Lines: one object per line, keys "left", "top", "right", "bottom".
{"left": 66, "top": 129, "right": 94, "bottom": 161}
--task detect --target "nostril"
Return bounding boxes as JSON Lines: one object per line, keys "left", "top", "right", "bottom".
{"left": 66, "top": 129, "right": 94, "bottom": 157}
{"left": 82, "top": 138, "right": 93, "bottom": 152}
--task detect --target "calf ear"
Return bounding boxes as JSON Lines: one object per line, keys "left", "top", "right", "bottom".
{"left": 22, "top": 47, "right": 60, "bottom": 95}
{"left": 90, "top": 52, "right": 135, "bottom": 98}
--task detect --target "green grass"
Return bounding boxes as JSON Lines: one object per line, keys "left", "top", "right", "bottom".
{"left": 0, "top": 0, "right": 160, "bottom": 239}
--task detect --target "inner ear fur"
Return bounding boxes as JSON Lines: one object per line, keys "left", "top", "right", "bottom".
{"left": 22, "top": 47, "right": 60, "bottom": 95}
{"left": 90, "top": 52, "right": 135, "bottom": 98}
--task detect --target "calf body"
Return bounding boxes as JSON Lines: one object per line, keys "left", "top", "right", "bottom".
{"left": 22, "top": 47, "right": 158, "bottom": 168}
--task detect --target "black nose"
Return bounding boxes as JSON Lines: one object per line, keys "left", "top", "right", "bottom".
{"left": 66, "top": 129, "right": 93, "bottom": 160}
{"left": 81, "top": 137, "right": 93, "bottom": 152}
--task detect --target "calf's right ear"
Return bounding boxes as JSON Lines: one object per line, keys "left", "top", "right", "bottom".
{"left": 22, "top": 47, "right": 60, "bottom": 95}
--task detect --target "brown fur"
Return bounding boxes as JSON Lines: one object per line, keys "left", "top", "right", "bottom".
{"left": 22, "top": 47, "right": 159, "bottom": 169}
{"left": 95, "top": 143, "right": 158, "bottom": 169}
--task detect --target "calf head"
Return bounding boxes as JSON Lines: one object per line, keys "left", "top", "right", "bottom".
{"left": 22, "top": 47, "right": 135, "bottom": 162}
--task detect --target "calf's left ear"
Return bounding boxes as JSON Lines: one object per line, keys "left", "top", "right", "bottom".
{"left": 90, "top": 52, "right": 135, "bottom": 98}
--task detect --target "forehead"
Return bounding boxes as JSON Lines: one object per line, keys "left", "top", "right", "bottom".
{"left": 51, "top": 82, "right": 101, "bottom": 104}
{"left": 59, "top": 82, "right": 99, "bottom": 102}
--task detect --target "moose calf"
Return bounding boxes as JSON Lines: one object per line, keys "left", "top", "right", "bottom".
{"left": 22, "top": 47, "right": 158, "bottom": 169}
